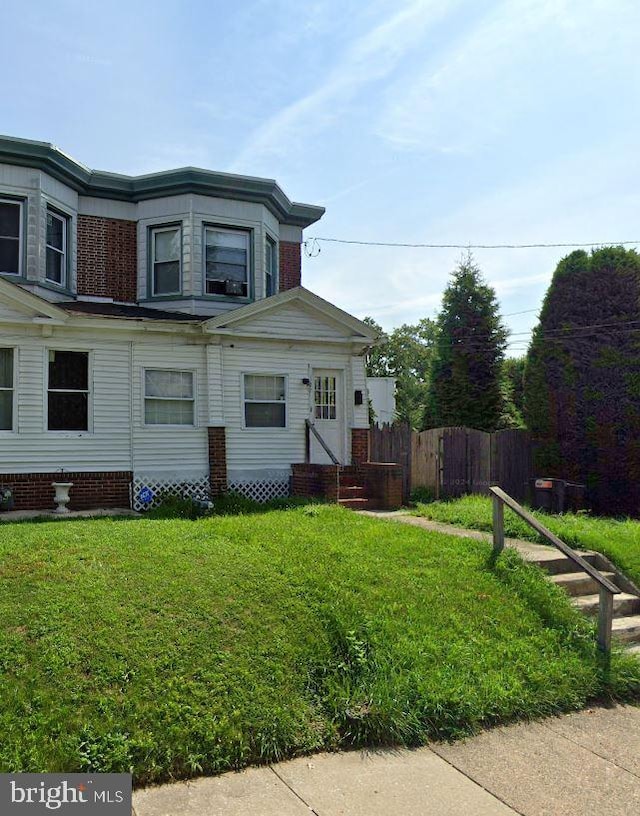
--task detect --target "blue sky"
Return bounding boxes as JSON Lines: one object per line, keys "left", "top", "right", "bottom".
{"left": 3, "top": 0, "right": 640, "bottom": 352}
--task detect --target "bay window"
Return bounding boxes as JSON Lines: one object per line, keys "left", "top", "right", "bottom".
{"left": 244, "top": 374, "right": 286, "bottom": 428}
{"left": 205, "top": 227, "right": 249, "bottom": 297}
{"left": 0, "top": 347, "right": 14, "bottom": 431}
{"left": 0, "top": 198, "right": 21, "bottom": 276}
{"left": 144, "top": 369, "right": 195, "bottom": 426}
{"left": 265, "top": 235, "right": 277, "bottom": 297}
{"left": 151, "top": 226, "right": 181, "bottom": 296}
{"left": 48, "top": 350, "right": 89, "bottom": 431}
{"left": 45, "top": 209, "right": 68, "bottom": 286}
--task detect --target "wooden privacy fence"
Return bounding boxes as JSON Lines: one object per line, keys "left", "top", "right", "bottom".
{"left": 370, "top": 424, "right": 533, "bottom": 503}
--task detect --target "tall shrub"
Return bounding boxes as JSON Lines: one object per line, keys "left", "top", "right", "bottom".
{"left": 524, "top": 247, "right": 640, "bottom": 515}
{"left": 427, "top": 254, "right": 508, "bottom": 432}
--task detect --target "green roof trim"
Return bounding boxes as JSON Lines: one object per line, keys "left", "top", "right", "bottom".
{"left": 0, "top": 135, "right": 325, "bottom": 228}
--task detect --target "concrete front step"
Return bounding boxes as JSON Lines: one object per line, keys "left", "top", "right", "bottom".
{"left": 611, "top": 615, "right": 640, "bottom": 644}
{"left": 531, "top": 551, "right": 600, "bottom": 576}
{"left": 550, "top": 571, "right": 618, "bottom": 597}
{"left": 338, "top": 498, "right": 370, "bottom": 511}
{"left": 573, "top": 592, "right": 640, "bottom": 617}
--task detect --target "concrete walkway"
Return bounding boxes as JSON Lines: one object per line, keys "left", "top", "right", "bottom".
{"left": 133, "top": 704, "right": 640, "bottom": 816}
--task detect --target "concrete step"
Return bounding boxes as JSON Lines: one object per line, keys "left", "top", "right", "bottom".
{"left": 612, "top": 615, "right": 640, "bottom": 644}
{"left": 533, "top": 551, "right": 600, "bottom": 576}
{"left": 573, "top": 592, "right": 640, "bottom": 617}
{"left": 550, "top": 571, "right": 618, "bottom": 597}
{"left": 338, "top": 498, "right": 370, "bottom": 511}
{"left": 339, "top": 485, "right": 366, "bottom": 500}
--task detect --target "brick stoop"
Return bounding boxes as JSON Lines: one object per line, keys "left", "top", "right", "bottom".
{"left": 338, "top": 471, "right": 370, "bottom": 510}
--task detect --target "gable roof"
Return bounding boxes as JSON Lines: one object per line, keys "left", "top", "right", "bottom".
{"left": 204, "top": 286, "right": 377, "bottom": 342}
{"left": 0, "top": 135, "right": 325, "bottom": 228}
{"left": 0, "top": 277, "right": 69, "bottom": 321}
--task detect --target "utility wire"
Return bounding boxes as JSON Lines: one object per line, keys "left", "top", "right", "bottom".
{"left": 306, "top": 236, "right": 640, "bottom": 251}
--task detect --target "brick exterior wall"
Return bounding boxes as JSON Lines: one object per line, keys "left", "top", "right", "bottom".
{"left": 77, "top": 215, "right": 137, "bottom": 302}
{"left": 351, "top": 428, "right": 370, "bottom": 465}
{"left": 208, "top": 427, "right": 227, "bottom": 495}
{"left": 291, "top": 463, "right": 339, "bottom": 502}
{"left": 358, "top": 463, "right": 403, "bottom": 511}
{"left": 279, "top": 241, "right": 302, "bottom": 290}
{"left": 0, "top": 471, "right": 132, "bottom": 511}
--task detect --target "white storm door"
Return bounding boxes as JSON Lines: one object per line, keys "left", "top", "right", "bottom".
{"left": 310, "top": 369, "right": 344, "bottom": 464}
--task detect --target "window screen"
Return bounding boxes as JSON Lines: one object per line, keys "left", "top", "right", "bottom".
{"left": 0, "top": 200, "right": 21, "bottom": 275}
{"left": 244, "top": 374, "right": 286, "bottom": 427}
{"left": 0, "top": 347, "right": 14, "bottom": 430}
{"left": 205, "top": 228, "right": 249, "bottom": 296}
{"left": 48, "top": 350, "right": 89, "bottom": 431}
{"left": 144, "top": 369, "right": 195, "bottom": 425}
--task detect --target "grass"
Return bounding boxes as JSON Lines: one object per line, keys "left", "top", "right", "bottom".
{"left": 1, "top": 505, "right": 639, "bottom": 784}
{"left": 413, "top": 494, "right": 640, "bottom": 588}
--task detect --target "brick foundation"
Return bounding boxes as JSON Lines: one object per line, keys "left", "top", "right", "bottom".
{"left": 0, "top": 471, "right": 132, "bottom": 511}
{"left": 208, "top": 427, "right": 227, "bottom": 495}
{"left": 291, "top": 463, "right": 339, "bottom": 502}
{"left": 351, "top": 428, "right": 370, "bottom": 465}
{"left": 77, "top": 215, "right": 137, "bottom": 302}
{"left": 279, "top": 241, "right": 302, "bottom": 290}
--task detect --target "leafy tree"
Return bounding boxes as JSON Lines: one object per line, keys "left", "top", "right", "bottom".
{"left": 500, "top": 356, "right": 526, "bottom": 428}
{"left": 524, "top": 247, "right": 640, "bottom": 515}
{"left": 364, "top": 316, "right": 437, "bottom": 428}
{"left": 427, "top": 254, "right": 508, "bottom": 432}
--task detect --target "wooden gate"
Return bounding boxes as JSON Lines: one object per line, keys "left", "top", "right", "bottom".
{"left": 369, "top": 423, "right": 412, "bottom": 502}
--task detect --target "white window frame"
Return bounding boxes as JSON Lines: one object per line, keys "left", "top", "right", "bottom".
{"left": 203, "top": 225, "right": 251, "bottom": 298}
{"left": 45, "top": 208, "right": 68, "bottom": 287}
{"left": 46, "top": 348, "right": 93, "bottom": 434}
{"left": 0, "top": 197, "right": 23, "bottom": 277}
{"left": 242, "top": 372, "right": 288, "bottom": 430}
{"left": 0, "top": 345, "right": 16, "bottom": 433}
{"left": 150, "top": 224, "right": 182, "bottom": 297}
{"left": 265, "top": 234, "right": 278, "bottom": 298}
{"left": 143, "top": 367, "right": 196, "bottom": 428}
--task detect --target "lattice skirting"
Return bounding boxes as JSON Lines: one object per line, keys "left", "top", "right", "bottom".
{"left": 227, "top": 478, "right": 290, "bottom": 503}
{"left": 132, "top": 476, "right": 211, "bottom": 511}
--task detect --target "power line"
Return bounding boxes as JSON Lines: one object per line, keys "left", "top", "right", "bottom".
{"left": 306, "top": 236, "right": 640, "bottom": 251}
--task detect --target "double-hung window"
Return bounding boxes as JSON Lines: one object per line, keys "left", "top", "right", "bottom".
{"left": 144, "top": 369, "right": 195, "bottom": 426}
{"left": 0, "top": 348, "right": 14, "bottom": 431}
{"left": 48, "top": 351, "right": 90, "bottom": 431}
{"left": 0, "top": 198, "right": 22, "bottom": 276}
{"left": 265, "top": 236, "right": 277, "bottom": 297}
{"left": 244, "top": 374, "right": 286, "bottom": 428}
{"left": 204, "top": 227, "right": 249, "bottom": 297}
{"left": 45, "top": 209, "right": 68, "bottom": 286}
{"left": 151, "top": 226, "right": 181, "bottom": 296}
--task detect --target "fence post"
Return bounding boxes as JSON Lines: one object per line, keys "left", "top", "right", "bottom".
{"left": 492, "top": 493, "right": 504, "bottom": 555}
{"left": 597, "top": 586, "right": 613, "bottom": 655}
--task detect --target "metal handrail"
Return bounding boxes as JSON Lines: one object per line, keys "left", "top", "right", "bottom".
{"left": 490, "top": 485, "right": 618, "bottom": 654}
{"left": 305, "top": 419, "right": 340, "bottom": 466}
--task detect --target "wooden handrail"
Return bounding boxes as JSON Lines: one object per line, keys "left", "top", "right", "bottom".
{"left": 490, "top": 485, "right": 618, "bottom": 655}
{"left": 305, "top": 419, "right": 340, "bottom": 466}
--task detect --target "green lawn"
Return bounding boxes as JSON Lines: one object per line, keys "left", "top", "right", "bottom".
{"left": 1, "top": 505, "right": 639, "bottom": 784}
{"left": 413, "top": 495, "right": 640, "bottom": 588}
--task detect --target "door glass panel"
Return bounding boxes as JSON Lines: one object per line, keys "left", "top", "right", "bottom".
{"left": 314, "top": 375, "right": 337, "bottom": 420}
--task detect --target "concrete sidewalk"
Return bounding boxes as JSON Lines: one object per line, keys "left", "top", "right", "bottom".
{"left": 133, "top": 704, "right": 640, "bottom": 816}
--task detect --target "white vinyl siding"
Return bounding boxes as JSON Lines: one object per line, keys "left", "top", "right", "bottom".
{"left": 144, "top": 369, "right": 195, "bottom": 426}
{"left": 0, "top": 347, "right": 14, "bottom": 430}
{"left": 45, "top": 209, "right": 67, "bottom": 286}
{"left": 0, "top": 198, "right": 22, "bottom": 276}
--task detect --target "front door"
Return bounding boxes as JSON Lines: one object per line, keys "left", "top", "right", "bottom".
{"left": 310, "top": 369, "right": 344, "bottom": 464}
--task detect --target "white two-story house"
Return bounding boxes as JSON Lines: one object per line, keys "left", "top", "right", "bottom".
{"left": 0, "top": 135, "right": 382, "bottom": 511}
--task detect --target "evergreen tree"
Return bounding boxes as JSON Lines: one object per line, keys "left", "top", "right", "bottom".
{"left": 427, "top": 254, "right": 508, "bottom": 432}
{"left": 524, "top": 247, "right": 640, "bottom": 515}
{"left": 364, "top": 316, "right": 436, "bottom": 429}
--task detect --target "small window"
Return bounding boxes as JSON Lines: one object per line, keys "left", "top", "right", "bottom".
{"left": 205, "top": 227, "right": 249, "bottom": 297}
{"left": 46, "top": 209, "right": 68, "bottom": 286}
{"left": 0, "top": 199, "right": 21, "bottom": 276}
{"left": 265, "top": 236, "right": 277, "bottom": 297}
{"left": 48, "top": 350, "right": 89, "bottom": 431}
{"left": 0, "top": 347, "right": 14, "bottom": 430}
{"left": 151, "top": 226, "right": 181, "bottom": 296}
{"left": 315, "top": 375, "right": 337, "bottom": 420}
{"left": 144, "top": 369, "right": 194, "bottom": 426}
{"left": 244, "top": 374, "right": 286, "bottom": 427}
